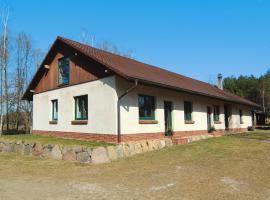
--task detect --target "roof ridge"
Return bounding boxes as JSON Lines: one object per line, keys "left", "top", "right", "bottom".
{"left": 58, "top": 36, "right": 147, "bottom": 64}
{"left": 58, "top": 36, "right": 217, "bottom": 89}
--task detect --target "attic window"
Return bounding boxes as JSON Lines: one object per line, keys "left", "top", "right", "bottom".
{"left": 58, "top": 57, "right": 70, "bottom": 85}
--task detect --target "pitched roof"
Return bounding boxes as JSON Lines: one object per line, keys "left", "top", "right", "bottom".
{"left": 23, "top": 36, "right": 259, "bottom": 107}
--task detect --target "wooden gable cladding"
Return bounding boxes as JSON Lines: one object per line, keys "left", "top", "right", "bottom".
{"left": 34, "top": 43, "right": 111, "bottom": 94}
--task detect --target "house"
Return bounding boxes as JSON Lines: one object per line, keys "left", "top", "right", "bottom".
{"left": 255, "top": 111, "right": 270, "bottom": 129}
{"left": 23, "top": 36, "right": 259, "bottom": 143}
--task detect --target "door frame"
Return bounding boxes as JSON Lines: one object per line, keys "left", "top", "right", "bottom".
{"left": 164, "top": 101, "right": 173, "bottom": 136}
{"left": 224, "top": 104, "right": 230, "bottom": 130}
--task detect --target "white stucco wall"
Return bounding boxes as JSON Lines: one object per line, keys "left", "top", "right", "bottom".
{"left": 33, "top": 76, "right": 118, "bottom": 134}
{"left": 33, "top": 75, "right": 253, "bottom": 136}
{"left": 229, "top": 104, "right": 253, "bottom": 129}
{"left": 116, "top": 77, "right": 252, "bottom": 135}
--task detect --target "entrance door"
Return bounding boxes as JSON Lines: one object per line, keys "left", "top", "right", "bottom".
{"left": 224, "top": 104, "right": 230, "bottom": 130}
{"left": 164, "top": 101, "right": 172, "bottom": 136}
{"left": 207, "top": 106, "right": 212, "bottom": 132}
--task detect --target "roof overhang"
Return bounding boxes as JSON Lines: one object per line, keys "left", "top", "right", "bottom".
{"left": 125, "top": 76, "right": 261, "bottom": 108}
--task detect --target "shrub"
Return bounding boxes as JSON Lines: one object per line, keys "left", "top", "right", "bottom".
{"left": 247, "top": 126, "right": 255, "bottom": 131}
{"left": 208, "top": 126, "right": 216, "bottom": 133}
{"left": 166, "top": 129, "right": 173, "bottom": 136}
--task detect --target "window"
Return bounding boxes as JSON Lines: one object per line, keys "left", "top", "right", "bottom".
{"left": 58, "top": 57, "right": 70, "bottom": 85}
{"left": 74, "top": 95, "right": 88, "bottom": 120}
{"left": 184, "top": 101, "right": 193, "bottom": 121}
{"left": 213, "top": 105, "right": 220, "bottom": 121}
{"left": 239, "top": 109, "right": 243, "bottom": 124}
{"left": 138, "top": 95, "right": 155, "bottom": 120}
{"left": 52, "top": 100, "right": 58, "bottom": 120}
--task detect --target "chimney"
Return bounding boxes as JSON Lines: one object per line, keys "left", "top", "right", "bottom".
{"left": 217, "top": 73, "right": 223, "bottom": 90}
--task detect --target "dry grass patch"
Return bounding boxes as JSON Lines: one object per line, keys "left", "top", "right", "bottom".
{"left": 0, "top": 131, "right": 270, "bottom": 199}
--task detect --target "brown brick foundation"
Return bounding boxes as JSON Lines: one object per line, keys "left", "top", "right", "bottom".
{"left": 120, "top": 132, "right": 165, "bottom": 142}
{"left": 32, "top": 128, "right": 247, "bottom": 143}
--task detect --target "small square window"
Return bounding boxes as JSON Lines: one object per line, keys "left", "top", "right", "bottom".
{"left": 58, "top": 57, "right": 70, "bottom": 85}
{"left": 74, "top": 95, "right": 88, "bottom": 120}
{"left": 52, "top": 100, "right": 58, "bottom": 120}
{"left": 184, "top": 101, "right": 193, "bottom": 121}
{"left": 138, "top": 95, "right": 155, "bottom": 120}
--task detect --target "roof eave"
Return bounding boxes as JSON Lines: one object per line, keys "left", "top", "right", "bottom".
{"left": 126, "top": 76, "right": 260, "bottom": 108}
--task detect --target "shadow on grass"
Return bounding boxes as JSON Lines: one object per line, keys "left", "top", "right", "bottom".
{"left": 227, "top": 130, "right": 270, "bottom": 141}
{"left": 2, "top": 129, "right": 29, "bottom": 135}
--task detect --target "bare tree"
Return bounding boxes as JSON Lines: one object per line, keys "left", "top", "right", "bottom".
{"left": 22, "top": 41, "right": 44, "bottom": 133}
{"left": 0, "top": 8, "right": 9, "bottom": 135}
{"left": 80, "top": 29, "right": 134, "bottom": 58}
{"left": 80, "top": 28, "right": 95, "bottom": 46}
{"left": 97, "top": 40, "right": 134, "bottom": 58}
{"left": 22, "top": 35, "right": 39, "bottom": 133}
{"left": 0, "top": 7, "right": 45, "bottom": 135}
{"left": 32, "top": 48, "right": 44, "bottom": 70}
{"left": 14, "top": 34, "right": 23, "bottom": 130}
{"left": 14, "top": 33, "right": 32, "bottom": 131}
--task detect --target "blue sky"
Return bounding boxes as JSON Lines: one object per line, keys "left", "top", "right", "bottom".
{"left": 4, "top": 0, "right": 270, "bottom": 82}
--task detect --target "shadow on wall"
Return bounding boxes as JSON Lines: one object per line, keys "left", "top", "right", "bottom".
{"left": 100, "top": 75, "right": 117, "bottom": 91}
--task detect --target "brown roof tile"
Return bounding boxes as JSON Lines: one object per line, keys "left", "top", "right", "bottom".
{"left": 23, "top": 36, "right": 260, "bottom": 107}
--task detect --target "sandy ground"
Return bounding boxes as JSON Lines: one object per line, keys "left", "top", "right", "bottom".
{"left": 0, "top": 135, "right": 270, "bottom": 200}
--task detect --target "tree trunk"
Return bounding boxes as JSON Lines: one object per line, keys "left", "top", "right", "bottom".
{"left": 2, "top": 10, "right": 9, "bottom": 133}
{"left": 4, "top": 62, "right": 8, "bottom": 131}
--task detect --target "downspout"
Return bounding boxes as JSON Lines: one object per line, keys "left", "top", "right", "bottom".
{"left": 117, "top": 79, "right": 138, "bottom": 143}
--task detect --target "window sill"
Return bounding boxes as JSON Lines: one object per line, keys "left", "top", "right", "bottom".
{"left": 185, "top": 120, "right": 195, "bottom": 124}
{"left": 49, "top": 120, "right": 58, "bottom": 124}
{"left": 214, "top": 121, "right": 222, "bottom": 124}
{"left": 139, "top": 120, "right": 158, "bottom": 124}
{"left": 71, "top": 120, "right": 88, "bottom": 125}
{"left": 57, "top": 83, "right": 69, "bottom": 88}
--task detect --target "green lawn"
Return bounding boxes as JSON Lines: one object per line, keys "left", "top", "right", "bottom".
{"left": 1, "top": 134, "right": 114, "bottom": 147}
{"left": 0, "top": 130, "right": 269, "bottom": 199}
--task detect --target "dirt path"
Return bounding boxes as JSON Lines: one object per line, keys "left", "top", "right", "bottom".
{"left": 0, "top": 172, "right": 183, "bottom": 200}
{"left": 0, "top": 176, "right": 135, "bottom": 200}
